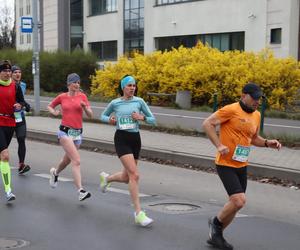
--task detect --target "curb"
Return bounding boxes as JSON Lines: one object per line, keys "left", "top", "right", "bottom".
{"left": 27, "top": 129, "right": 300, "bottom": 184}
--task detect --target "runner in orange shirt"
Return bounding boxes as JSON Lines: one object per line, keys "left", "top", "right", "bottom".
{"left": 203, "top": 82, "right": 281, "bottom": 250}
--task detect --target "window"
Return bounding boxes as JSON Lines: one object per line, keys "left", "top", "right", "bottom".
{"left": 20, "top": 34, "right": 24, "bottom": 45}
{"left": 19, "top": 7, "right": 23, "bottom": 16}
{"left": 70, "top": 0, "right": 83, "bottom": 50}
{"left": 89, "top": 0, "right": 117, "bottom": 16}
{"left": 89, "top": 41, "right": 118, "bottom": 60}
{"left": 26, "top": 33, "right": 31, "bottom": 44}
{"left": 270, "top": 28, "right": 281, "bottom": 44}
{"left": 155, "top": 32, "right": 245, "bottom": 52}
{"left": 124, "top": 0, "right": 144, "bottom": 55}
{"left": 19, "top": 0, "right": 24, "bottom": 16}
{"left": 26, "top": 0, "right": 31, "bottom": 15}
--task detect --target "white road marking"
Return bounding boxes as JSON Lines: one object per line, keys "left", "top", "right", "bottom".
{"left": 34, "top": 173, "right": 72, "bottom": 182}
{"left": 107, "top": 187, "right": 150, "bottom": 197}
{"left": 236, "top": 213, "right": 249, "bottom": 218}
{"left": 34, "top": 173, "right": 150, "bottom": 197}
{"left": 152, "top": 112, "right": 206, "bottom": 120}
{"left": 264, "top": 123, "right": 300, "bottom": 129}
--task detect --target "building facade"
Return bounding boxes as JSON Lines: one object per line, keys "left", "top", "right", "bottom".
{"left": 15, "top": 0, "right": 77, "bottom": 51}
{"left": 15, "top": 0, "right": 300, "bottom": 61}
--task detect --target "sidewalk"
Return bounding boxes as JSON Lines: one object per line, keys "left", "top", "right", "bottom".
{"left": 26, "top": 116, "right": 300, "bottom": 184}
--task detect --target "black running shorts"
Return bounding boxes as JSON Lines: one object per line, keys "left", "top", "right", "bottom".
{"left": 216, "top": 165, "right": 247, "bottom": 196}
{"left": 114, "top": 130, "right": 141, "bottom": 159}
{"left": 0, "top": 126, "right": 15, "bottom": 152}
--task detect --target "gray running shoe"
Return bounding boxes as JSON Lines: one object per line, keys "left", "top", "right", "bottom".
{"left": 6, "top": 191, "right": 16, "bottom": 202}
{"left": 78, "top": 189, "right": 91, "bottom": 201}
{"left": 49, "top": 168, "right": 58, "bottom": 188}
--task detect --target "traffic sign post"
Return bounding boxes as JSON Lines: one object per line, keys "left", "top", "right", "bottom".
{"left": 20, "top": 3, "right": 41, "bottom": 115}
{"left": 21, "top": 17, "right": 33, "bottom": 33}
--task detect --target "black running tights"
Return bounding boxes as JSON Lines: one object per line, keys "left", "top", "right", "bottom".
{"left": 17, "top": 137, "right": 26, "bottom": 163}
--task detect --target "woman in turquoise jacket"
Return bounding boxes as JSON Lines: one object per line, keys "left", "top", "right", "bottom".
{"left": 99, "top": 75, "right": 156, "bottom": 227}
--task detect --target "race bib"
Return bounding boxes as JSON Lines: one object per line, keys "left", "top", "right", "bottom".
{"left": 232, "top": 145, "right": 251, "bottom": 162}
{"left": 14, "top": 111, "right": 22, "bottom": 123}
{"left": 118, "top": 115, "right": 136, "bottom": 130}
{"left": 67, "top": 128, "right": 81, "bottom": 141}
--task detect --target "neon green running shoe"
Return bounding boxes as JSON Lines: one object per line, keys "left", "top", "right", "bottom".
{"left": 99, "top": 172, "right": 110, "bottom": 193}
{"left": 135, "top": 211, "right": 153, "bottom": 227}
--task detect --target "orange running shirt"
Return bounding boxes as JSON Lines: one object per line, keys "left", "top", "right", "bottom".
{"left": 215, "top": 102, "right": 261, "bottom": 168}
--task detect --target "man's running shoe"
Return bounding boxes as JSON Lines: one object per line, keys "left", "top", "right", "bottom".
{"left": 207, "top": 217, "right": 233, "bottom": 250}
{"left": 99, "top": 172, "right": 110, "bottom": 193}
{"left": 49, "top": 168, "right": 58, "bottom": 188}
{"left": 6, "top": 191, "right": 16, "bottom": 202}
{"left": 135, "top": 211, "right": 153, "bottom": 227}
{"left": 18, "top": 163, "right": 31, "bottom": 175}
{"left": 78, "top": 189, "right": 91, "bottom": 201}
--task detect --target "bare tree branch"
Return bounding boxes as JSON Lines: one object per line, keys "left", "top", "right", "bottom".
{"left": 0, "top": 2, "right": 15, "bottom": 49}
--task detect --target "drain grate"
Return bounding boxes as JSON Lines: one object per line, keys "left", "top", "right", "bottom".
{"left": 0, "top": 238, "right": 29, "bottom": 249}
{"left": 148, "top": 202, "right": 201, "bottom": 214}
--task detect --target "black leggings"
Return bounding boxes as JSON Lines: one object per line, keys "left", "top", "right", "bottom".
{"left": 15, "top": 123, "right": 27, "bottom": 163}
{"left": 17, "top": 137, "right": 26, "bottom": 163}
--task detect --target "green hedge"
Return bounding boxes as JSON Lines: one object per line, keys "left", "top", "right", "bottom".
{"left": 0, "top": 49, "right": 97, "bottom": 93}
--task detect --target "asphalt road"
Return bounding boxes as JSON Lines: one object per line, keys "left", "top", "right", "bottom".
{"left": 26, "top": 95, "right": 300, "bottom": 136}
{"left": 0, "top": 139, "right": 299, "bottom": 250}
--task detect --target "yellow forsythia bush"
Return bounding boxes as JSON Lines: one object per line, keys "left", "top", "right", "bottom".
{"left": 91, "top": 42, "right": 300, "bottom": 110}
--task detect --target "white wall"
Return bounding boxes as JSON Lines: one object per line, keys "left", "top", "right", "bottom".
{"left": 15, "top": 0, "right": 33, "bottom": 51}
{"left": 287, "top": 0, "right": 299, "bottom": 58}
{"left": 42, "top": 0, "right": 58, "bottom": 51}
{"left": 267, "top": 0, "right": 300, "bottom": 59}
{"left": 82, "top": 0, "right": 299, "bottom": 60}
{"left": 144, "top": 0, "right": 267, "bottom": 53}
{"left": 83, "top": 0, "right": 123, "bottom": 57}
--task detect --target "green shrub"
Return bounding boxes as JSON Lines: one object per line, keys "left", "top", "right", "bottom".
{"left": 0, "top": 48, "right": 97, "bottom": 92}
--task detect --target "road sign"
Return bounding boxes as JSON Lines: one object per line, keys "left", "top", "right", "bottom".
{"left": 21, "top": 17, "right": 33, "bottom": 33}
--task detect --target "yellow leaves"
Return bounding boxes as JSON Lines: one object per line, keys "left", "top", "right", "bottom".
{"left": 91, "top": 42, "right": 300, "bottom": 110}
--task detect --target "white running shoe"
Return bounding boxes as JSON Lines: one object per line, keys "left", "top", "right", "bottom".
{"left": 49, "top": 168, "right": 58, "bottom": 188}
{"left": 99, "top": 172, "right": 110, "bottom": 193}
{"left": 6, "top": 191, "right": 16, "bottom": 202}
{"left": 78, "top": 189, "right": 91, "bottom": 201}
{"left": 135, "top": 211, "right": 153, "bottom": 227}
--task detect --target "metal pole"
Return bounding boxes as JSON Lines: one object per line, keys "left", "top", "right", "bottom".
{"left": 213, "top": 93, "right": 218, "bottom": 112}
{"left": 260, "top": 97, "right": 267, "bottom": 134}
{"left": 32, "top": 0, "right": 40, "bottom": 115}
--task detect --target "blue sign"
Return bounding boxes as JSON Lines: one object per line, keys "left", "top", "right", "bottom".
{"left": 21, "top": 17, "right": 33, "bottom": 33}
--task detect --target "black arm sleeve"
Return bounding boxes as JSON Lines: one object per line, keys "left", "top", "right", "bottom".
{"left": 24, "top": 101, "right": 31, "bottom": 112}
{"left": 16, "top": 84, "right": 26, "bottom": 107}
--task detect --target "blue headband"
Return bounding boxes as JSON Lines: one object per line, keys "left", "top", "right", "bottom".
{"left": 121, "top": 76, "right": 136, "bottom": 90}
{"left": 67, "top": 73, "right": 80, "bottom": 85}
